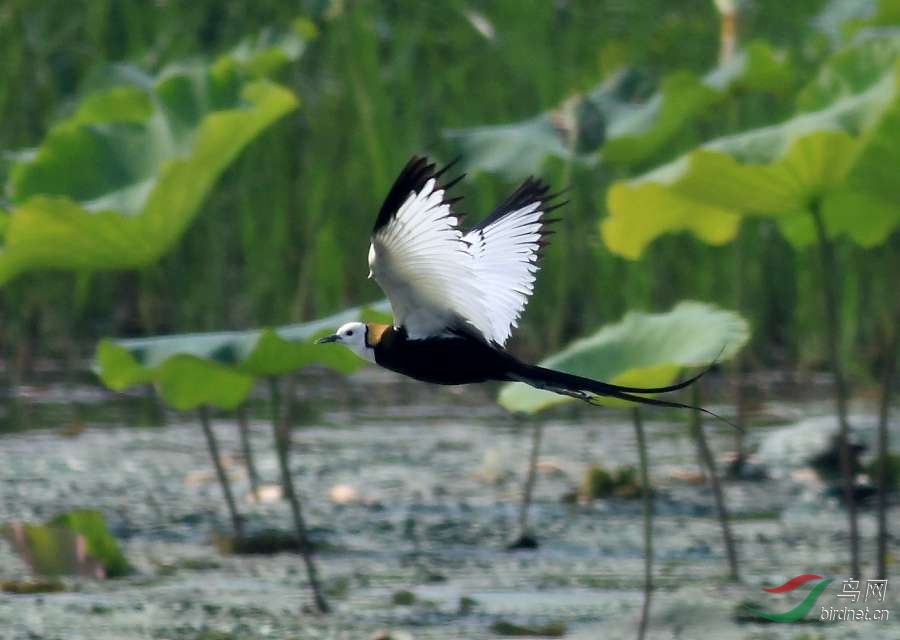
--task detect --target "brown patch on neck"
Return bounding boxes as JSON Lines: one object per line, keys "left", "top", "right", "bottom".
{"left": 365, "top": 323, "right": 390, "bottom": 348}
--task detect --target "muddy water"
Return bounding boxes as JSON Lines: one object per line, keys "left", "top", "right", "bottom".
{"left": 0, "top": 368, "right": 898, "bottom": 639}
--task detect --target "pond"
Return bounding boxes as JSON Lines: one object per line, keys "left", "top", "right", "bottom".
{"left": 0, "top": 367, "right": 897, "bottom": 639}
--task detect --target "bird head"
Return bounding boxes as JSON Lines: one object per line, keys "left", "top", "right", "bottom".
{"left": 315, "top": 321, "right": 375, "bottom": 362}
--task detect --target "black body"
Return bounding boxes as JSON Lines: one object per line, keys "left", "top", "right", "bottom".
{"left": 372, "top": 326, "right": 728, "bottom": 424}
{"left": 374, "top": 326, "right": 516, "bottom": 385}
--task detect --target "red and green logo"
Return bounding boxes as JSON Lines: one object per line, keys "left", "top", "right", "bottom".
{"left": 744, "top": 574, "right": 834, "bottom": 622}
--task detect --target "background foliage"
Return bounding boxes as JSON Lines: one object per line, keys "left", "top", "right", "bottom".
{"left": 1, "top": 0, "right": 894, "bottom": 381}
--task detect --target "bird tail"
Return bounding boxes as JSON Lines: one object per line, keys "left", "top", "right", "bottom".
{"left": 508, "top": 360, "right": 736, "bottom": 429}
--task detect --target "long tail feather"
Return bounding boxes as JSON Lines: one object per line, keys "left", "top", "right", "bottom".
{"left": 510, "top": 362, "right": 738, "bottom": 431}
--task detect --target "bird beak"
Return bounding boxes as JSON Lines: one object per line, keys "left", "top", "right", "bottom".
{"left": 316, "top": 334, "right": 339, "bottom": 344}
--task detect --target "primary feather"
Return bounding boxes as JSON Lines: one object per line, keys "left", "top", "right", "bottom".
{"left": 465, "top": 178, "right": 561, "bottom": 345}
{"left": 368, "top": 156, "right": 559, "bottom": 344}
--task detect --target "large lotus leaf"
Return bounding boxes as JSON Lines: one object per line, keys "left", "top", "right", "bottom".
{"left": 603, "top": 42, "right": 792, "bottom": 166}
{"left": 498, "top": 302, "right": 749, "bottom": 415}
{"left": 444, "top": 42, "right": 791, "bottom": 177}
{"left": 443, "top": 114, "right": 573, "bottom": 180}
{"left": 94, "top": 302, "right": 391, "bottom": 410}
{"left": 0, "top": 59, "right": 298, "bottom": 285}
{"left": 777, "top": 91, "right": 900, "bottom": 247}
{"left": 153, "top": 355, "right": 255, "bottom": 411}
{"left": 601, "top": 43, "right": 900, "bottom": 258}
{"left": 798, "top": 29, "right": 900, "bottom": 110}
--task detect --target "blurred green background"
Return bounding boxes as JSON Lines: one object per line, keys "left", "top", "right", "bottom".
{"left": 0, "top": 0, "right": 895, "bottom": 380}
{"left": 2, "top": 3, "right": 899, "bottom": 638}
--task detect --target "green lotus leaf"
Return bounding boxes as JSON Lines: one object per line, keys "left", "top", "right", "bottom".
{"left": 154, "top": 355, "right": 255, "bottom": 411}
{"left": 724, "top": 40, "right": 794, "bottom": 93}
{"left": 3, "top": 510, "right": 129, "bottom": 579}
{"left": 48, "top": 510, "right": 130, "bottom": 578}
{"left": 445, "top": 41, "right": 791, "bottom": 177}
{"left": 0, "top": 58, "right": 298, "bottom": 285}
{"left": 498, "top": 302, "right": 749, "bottom": 415}
{"left": 443, "top": 114, "right": 573, "bottom": 180}
{"left": 220, "top": 18, "right": 317, "bottom": 79}
{"left": 0, "top": 210, "right": 7, "bottom": 239}
{"left": 828, "top": 2, "right": 900, "bottom": 45}
{"left": 602, "top": 39, "right": 900, "bottom": 258}
{"left": 776, "top": 91, "right": 900, "bottom": 247}
{"left": 69, "top": 86, "right": 154, "bottom": 125}
{"left": 812, "top": 0, "right": 877, "bottom": 46}
{"left": 604, "top": 42, "right": 791, "bottom": 165}
{"left": 798, "top": 28, "right": 900, "bottom": 110}
{"left": 601, "top": 71, "right": 719, "bottom": 166}
{"left": 94, "top": 302, "right": 391, "bottom": 410}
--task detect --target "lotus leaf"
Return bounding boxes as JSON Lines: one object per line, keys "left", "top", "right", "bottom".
{"left": 0, "top": 55, "right": 298, "bottom": 285}
{"left": 498, "top": 302, "right": 749, "bottom": 415}
{"left": 444, "top": 41, "right": 791, "bottom": 177}
{"left": 2, "top": 510, "right": 128, "bottom": 579}
{"left": 602, "top": 34, "right": 900, "bottom": 258}
{"left": 95, "top": 302, "right": 390, "bottom": 410}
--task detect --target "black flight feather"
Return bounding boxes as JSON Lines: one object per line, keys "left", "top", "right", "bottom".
{"left": 373, "top": 156, "right": 464, "bottom": 234}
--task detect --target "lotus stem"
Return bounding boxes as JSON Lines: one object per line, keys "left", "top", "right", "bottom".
{"left": 633, "top": 408, "right": 652, "bottom": 640}
{"left": 811, "top": 204, "right": 859, "bottom": 579}
{"left": 876, "top": 321, "right": 898, "bottom": 580}
{"left": 731, "top": 224, "right": 749, "bottom": 473}
{"left": 235, "top": 404, "right": 261, "bottom": 501}
{"left": 690, "top": 386, "right": 739, "bottom": 580}
{"left": 268, "top": 377, "right": 330, "bottom": 614}
{"left": 715, "top": 0, "right": 738, "bottom": 66}
{"left": 198, "top": 406, "right": 243, "bottom": 540}
{"left": 517, "top": 420, "right": 543, "bottom": 543}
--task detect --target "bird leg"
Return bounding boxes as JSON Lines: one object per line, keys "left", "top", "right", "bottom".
{"left": 511, "top": 373, "right": 600, "bottom": 405}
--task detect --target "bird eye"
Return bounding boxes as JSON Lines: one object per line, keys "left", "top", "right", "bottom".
{"left": 346, "top": 330, "right": 354, "bottom": 336}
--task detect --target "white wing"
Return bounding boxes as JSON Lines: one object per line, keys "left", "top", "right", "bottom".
{"left": 464, "top": 178, "right": 558, "bottom": 346}
{"left": 368, "top": 157, "right": 495, "bottom": 340}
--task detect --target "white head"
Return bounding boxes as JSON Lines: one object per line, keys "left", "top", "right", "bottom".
{"left": 315, "top": 321, "right": 375, "bottom": 362}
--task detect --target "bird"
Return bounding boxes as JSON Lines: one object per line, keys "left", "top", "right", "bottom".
{"left": 317, "top": 155, "right": 726, "bottom": 420}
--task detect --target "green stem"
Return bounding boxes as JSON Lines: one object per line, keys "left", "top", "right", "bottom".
{"left": 198, "top": 406, "right": 243, "bottom": 540}
{"left": 690, "top": 386, "right": 739, "bottom": 580}
{"left": 810, "top": 204, "right": 859, "bottom": 579}
{"left": 517, "top": 421, "right": 543, "bottom": 540}
{"left": 268, "top": 377, "right": 330, "bottom": 614}
{"left": 732, "top": 224, "right": 748, "bottom": 470}
{"left": 633, "top": 408, "right": 652, "bottom": 640}
{"left": 876, "top": 322, "right": 898, "bottom": 580}
{"left": 236, "top": 404, "right": 261, "bottom": 501}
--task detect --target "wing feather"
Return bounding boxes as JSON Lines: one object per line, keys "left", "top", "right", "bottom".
{"left": 464, "top": 178, "right": 562, "bottom": 345}
{"left": 369, "top": 157, "right": 563, "bottom": 345}
{"left": 369, "top": 157, "right": 495, "bottom": 340}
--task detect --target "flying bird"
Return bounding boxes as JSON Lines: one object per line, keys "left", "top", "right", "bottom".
{"left": 317, "top": 156, "right": 722, "bottom": 418}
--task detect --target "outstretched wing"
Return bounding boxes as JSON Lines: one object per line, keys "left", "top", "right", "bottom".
{"left": 368, "top": 157, "right": 495, "bottom": 340}
{"left": 464, "top": 178, "right": 562, "bottom": 346}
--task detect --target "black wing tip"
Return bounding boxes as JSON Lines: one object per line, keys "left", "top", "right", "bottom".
{"left": 373, "top": 155, "right": 465, "bottom": 234}
{"left": 475, "top": 176, "right": 568, "bottom": 232}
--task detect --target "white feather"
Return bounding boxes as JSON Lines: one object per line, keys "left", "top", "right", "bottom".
{"left": 370, "top": 178, "right": 495, "bottom": 340}
{"left": 370, "top": 174, "right": 550, "bottom": 345}
{"left": 464, "top": 201, "right": 544, "bottom": 345}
